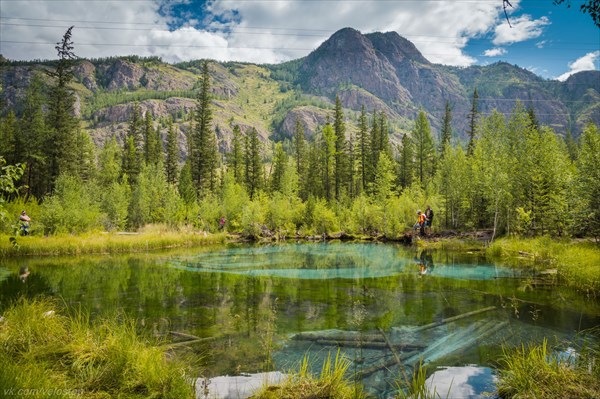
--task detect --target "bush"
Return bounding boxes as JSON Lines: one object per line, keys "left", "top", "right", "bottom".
{"left": 39, "top": 174, "right": 103, "bottom": 234}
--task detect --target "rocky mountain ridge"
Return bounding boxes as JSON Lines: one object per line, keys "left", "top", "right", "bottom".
{"left": 1, "top": 28, "right": 598, "bottom": 155}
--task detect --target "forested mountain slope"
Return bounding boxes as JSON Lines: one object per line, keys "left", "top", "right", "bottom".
{"left": 1, "top": 27, "right": 598, "bottom": 155}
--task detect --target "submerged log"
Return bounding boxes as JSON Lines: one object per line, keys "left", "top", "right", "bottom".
{"left": 356, "top": 350, "right": 419, "bottom": 378}
{"left": 293, "top": 331, "right": 385, "bottom": 343}
{"left": 315, "top": 339, "right": 425, "bottom": 351}
{"left": 169, "top": 330, "right": 202, "bottom": 341}
{"left": 378, "top": 327, "right": 410, "bottom": 384}
{"left": 412, "top": 306, "right": 496, "bottom": 332}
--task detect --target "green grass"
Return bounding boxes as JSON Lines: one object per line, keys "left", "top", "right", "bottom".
{"left": 415, "top": 237, "right": 485, "bottom": 252}
{"left": 0, "top": 226, "right": 226, "bottom": 257}
{"left": 487, "top": 237, "right": 600, "bottom": 295}
{"left": 497, "top": 338, "right": 600, "bottom": 399}
{"left": 250, "top": 351, "right": 367, "bottom": 399}
{"left": 0, "top": 297, "right": 195, "bottom": 398}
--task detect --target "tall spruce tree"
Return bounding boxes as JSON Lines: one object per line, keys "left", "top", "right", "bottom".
{"left": 333, "top": 96, "right": 347, "bottom": 200}
{"left": 228, "top": 124, "right": 244, "bottom": 185}
{"left": 440, "top": 100, "right": 452, "bottom": 156}
{"left": 122, "top": 103, "right": 143, "bottom": 184}
{"left": 322, "top": 122, "right": 336, "bottom": 202}
{"left": 165, "top": 117, "right": 179, "bottom": 184}
{"left": 270, "top": 142, "right": 287, "bottom": 194}
{"left": 467, "top": 88, "right": 479, "bottom": 156}
{"left": 412, "top": 110, "right": 436, "bottom": 186}
{"left": 292, "top": 119, "right": 306, "bottom": 198}
{"left": 397, "top": 133, "right": 414, "bottom": 189}
{"left": 356, "top": 105, "right": 370, "bottom": 195}
{"left": 191, "top": 61, "right": 218, "bottom": 196}
{"left": 46, "top": 26, "right": 80, "bottom": 188}
{"left": 20, "top": 75, "right": 49, "bottom": 198}
{"left": 244, "top": 127, "right": 262, "bottom": 199}
{"left": 577, "top": 123, "right": 600, "bottom": 239}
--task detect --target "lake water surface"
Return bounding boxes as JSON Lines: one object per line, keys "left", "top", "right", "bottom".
{"left": 1, "top": 242, "right": 599, "bottom": 398}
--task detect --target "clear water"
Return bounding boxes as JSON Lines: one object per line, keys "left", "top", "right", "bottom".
{"left": 1, "top": 242, "right": 599, "bottom": 398}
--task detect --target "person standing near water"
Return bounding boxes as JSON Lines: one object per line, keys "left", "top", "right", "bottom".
{"left": 425, "top": 205, "right": 434, "bottom": 234}
{"left": 19, "top": 210, "right": 31, "bottom": 235}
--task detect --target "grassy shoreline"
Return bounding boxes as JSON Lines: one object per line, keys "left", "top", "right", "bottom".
{"left": 2, "top": 230, "right": 598, "bottom": 295}
{"left": 0, "top": 229, "right": 227, "bottom": 257}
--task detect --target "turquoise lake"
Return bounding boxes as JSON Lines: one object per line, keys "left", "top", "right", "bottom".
{"left": 1, "top": 242, "right": 599, "bottom": 398}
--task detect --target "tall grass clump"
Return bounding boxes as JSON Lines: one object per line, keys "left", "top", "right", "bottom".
{"left": 250, "top": 351, "right": 366, "bottom": 399}
{"left": 497, "top": 338, "right": 600, "bottom": 399}
{"left": 0, "top": 297, "right": 195, "bottom": 398}
{"left": 487, "top": 237, "right": 600, "bottom": 295}
{"left": 394, "top": 361, "right": 445, "bottom": 399}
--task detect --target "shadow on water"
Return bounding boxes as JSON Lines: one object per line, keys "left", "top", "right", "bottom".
{"left": 0, "top": 242, "right": 598, "bottom": 398}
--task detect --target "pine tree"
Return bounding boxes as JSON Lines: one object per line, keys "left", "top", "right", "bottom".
{"left": 98, "top": 137, "right": 122, "bottom": 187}
{"left": 356, "top": 105, "right": 370, "bottom": 195}
{"left": 412, "top": 110, "right": 435, "bottom": 186}
{"left": 191, "top": 61, "right": 218, "bottom": 196}
{"left": 372, "top": 152, "right": 395, "bottom": 204}
{"left": 143, "top": 111, "right": 162, "bottom": 166}
{"left": 292, "top": 119, "right": 306, "bottom": 198}
{"left": 305, "top": 138, "right": 324, "bottom": 199}
{"left": 228, "top": 124, "right": 244, "bottom": 185}
{"left": 165, "top": 117, "right": 179, "bottom": 184}
{"left": 45, "top": 26, "right": 80, "bottom": 187}
{"left": 397, "top": 133, "right": 414, "bottom": 189}
{"left": 322, "top": 122, "right": 336, "bottom": 202}
{"left": 0, "top": 111, "right": 19, "bottom": 167}
{"left": 440, "top": 100, "right": 452, "bottom": 156}
{"left": 122, "top": 103, "right": 143, "bottom": 184}
{"left": 244, "top": 127, "right": 262, "bottom": 199}
{"left": 564, "top": 129, "right": 578, "bottom": 162}
{"left": 270, "top": 142, "right": 287, "bottom": 194}
{"left": 577, "top": 123, "right": 600, "bottom": 239}
{"left": 333, "top": 96, "right": 347, "bottom": 200}
{"left": 20, "top": 75, "right": 49, "bottom": 198}
{"left": 178, "top": 160, "right": 197, "bottom": 210}
{"left": 378, "top": 111, "right": 392, "bottom": 158}
{"left": 370, "top": 112, "right": 380, "bottom": 174}
{"left": 527, "top": 105, "right": 540, "bottom": 132}
{"left": 467, "top": 88, "right": 479, "bottom": 156}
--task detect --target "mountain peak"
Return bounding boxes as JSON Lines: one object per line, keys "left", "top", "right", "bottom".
{"left": 365, "top": 31, "right": 429, "bottom": 65}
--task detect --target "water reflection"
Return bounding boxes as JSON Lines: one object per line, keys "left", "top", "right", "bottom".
{"left": 0, "top": 242, "right": 598, "bottom": 398}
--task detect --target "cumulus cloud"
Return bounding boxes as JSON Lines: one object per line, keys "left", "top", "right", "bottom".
{"left": 483, "top": 48, "right": 507, "bottom": 57}
{"left": 555, "top": 51, "right": 600, "bottom": 81}
{"left": 0, "top": 0, "right": 522, "bottom": 66}
{"left": 493, "top": 15, "right": 550, "bottom": 45}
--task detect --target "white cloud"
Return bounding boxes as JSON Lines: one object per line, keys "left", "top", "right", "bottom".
{"left": 493, "top": 15, "right": 550, "bottom": 45}
{"left": 536, "top": 40, "right": 547, "bottom": 49}
{"left": 483, "top": 48, "right": 507, "bottom": 57}
{"left": 555, "top": 51, "right": 600, "bottom": 81}
{"left": 0, "top": 0, "right": 523, "bottom": 66}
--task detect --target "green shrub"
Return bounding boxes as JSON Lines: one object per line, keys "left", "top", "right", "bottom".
{"left": 39, "top": 174, "right": 103, "bottom": 234}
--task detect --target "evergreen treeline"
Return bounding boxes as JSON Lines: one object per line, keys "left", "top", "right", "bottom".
{"left": 1, "top": 47, "right": 599, "bottom": 240}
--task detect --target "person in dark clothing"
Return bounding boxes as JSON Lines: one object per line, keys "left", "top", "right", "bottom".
{"left": 424, "top": 206, "right": 434, "bottom": 234}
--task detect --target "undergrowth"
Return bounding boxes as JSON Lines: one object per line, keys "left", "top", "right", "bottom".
{"left": 0, "top": 297, "right": 195, "bottom": 398}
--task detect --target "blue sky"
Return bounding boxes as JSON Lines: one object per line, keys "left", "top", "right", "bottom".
{"left": 0, "top": 0, "right": 598, "bottom": 80}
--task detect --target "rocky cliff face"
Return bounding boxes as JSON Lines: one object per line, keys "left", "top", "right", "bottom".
{"left": 296, "top": 29, "right": 599, "bottom": 137}
{"left": 2, "top": 27, "right": 598, "bottom": 151}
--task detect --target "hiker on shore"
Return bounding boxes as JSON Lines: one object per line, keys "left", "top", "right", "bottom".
{"left": 19, "top": 210, "right": 31, "bottom": 236}
{"left": 414, "top": 210, "right": 426, "bottom": 236}
{"left": 425, "top": 205, "right": 434, "bottom": 234}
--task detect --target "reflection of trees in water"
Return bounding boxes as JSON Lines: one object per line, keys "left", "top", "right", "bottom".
{"left": 0, "top": 269, "right": 53, "bottom": 311}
